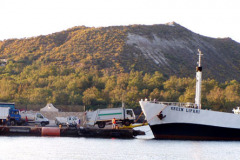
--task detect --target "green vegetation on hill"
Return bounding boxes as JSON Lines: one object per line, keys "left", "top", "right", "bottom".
{"left": 0, "top": 24, "right": 240, "bottom": 111}
{"left": 0, "top": 63, "right": 239, "bottom": 112}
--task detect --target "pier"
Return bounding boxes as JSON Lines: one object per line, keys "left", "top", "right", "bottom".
{"left": 0, "top": 126, "right": 145, "bottom": 138}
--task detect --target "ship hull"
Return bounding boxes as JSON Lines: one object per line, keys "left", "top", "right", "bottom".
{"left": 140, "top": 101, "right": 240, "bottom": 140}
{"left": 150, "top": 123, "right": 240, "bottom": 140}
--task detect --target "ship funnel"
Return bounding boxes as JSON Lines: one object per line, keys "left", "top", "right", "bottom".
{"left": 195, "top": 49, "right": 203, "bottom": 109}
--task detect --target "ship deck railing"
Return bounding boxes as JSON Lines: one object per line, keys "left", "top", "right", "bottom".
{"left": 149, "top": 101, "right": 198, "bottom": 108}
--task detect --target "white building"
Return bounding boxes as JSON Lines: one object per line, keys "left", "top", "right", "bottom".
{"left": 40, "top": 103, "right": 59, "bottom": 112}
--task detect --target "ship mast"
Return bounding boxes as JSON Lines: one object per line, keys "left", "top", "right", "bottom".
{"left": 195, "top": 49, "right": 203, "bottom": 109}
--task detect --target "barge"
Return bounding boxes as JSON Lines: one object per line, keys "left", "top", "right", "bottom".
{"left": 0, "top": 125, "right": 145, "bottom": 138}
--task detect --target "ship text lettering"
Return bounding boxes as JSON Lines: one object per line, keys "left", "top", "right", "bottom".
{"left": 186, "top": 108, "right": 200, "bottom": 114}
{"left": 171, "top": 107, "right": 184, "bottom": 112}
{"left": 171, "top": 107, "right": 200, "bottom": 114}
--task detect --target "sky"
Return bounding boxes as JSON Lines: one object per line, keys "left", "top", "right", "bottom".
{"left": 0, "top": 0, "right": 240, "bottom": 42}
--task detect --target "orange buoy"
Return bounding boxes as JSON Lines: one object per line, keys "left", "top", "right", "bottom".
{"left": 41, "top": 127, "right": 60, "bottom": 137}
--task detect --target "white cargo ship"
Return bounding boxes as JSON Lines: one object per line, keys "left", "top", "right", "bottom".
{"left": 140, "top": 50, "right": 240, "bottom": 140}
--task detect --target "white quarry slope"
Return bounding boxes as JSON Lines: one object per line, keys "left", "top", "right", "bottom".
{"left": 125, "top": 23, "right": 240, "bottom": 81}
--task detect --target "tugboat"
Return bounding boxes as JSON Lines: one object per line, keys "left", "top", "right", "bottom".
{"left": 140, "top": 50, "right": 240, "bottom": 140}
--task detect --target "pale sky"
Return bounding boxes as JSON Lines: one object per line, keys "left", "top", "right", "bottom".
{"left": 0, "top": 0, "right": 240, "bottom": 42}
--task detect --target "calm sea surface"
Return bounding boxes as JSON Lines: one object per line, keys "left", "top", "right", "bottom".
{"left": 0, "top": 126, "right": 239, "bottom": 160}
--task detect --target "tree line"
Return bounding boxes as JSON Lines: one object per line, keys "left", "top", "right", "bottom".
{"left": 0, "top": 62, "right": 239, "bottom": 112}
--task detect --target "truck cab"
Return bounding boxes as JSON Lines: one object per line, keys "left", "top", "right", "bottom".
{"left": 34, "top": 113, "right": 49, "bottom": 126}
{"left": 9, "top": 108, "right": 22, "bottom": 125}
{"left": 66, "top": 116, "right": 79, "bottom": 126}
{"left": 123, "top": 109, "right": 135, "bottom": 126}
{"left": 125, "top": 109, "right": 135, "bottom": 119}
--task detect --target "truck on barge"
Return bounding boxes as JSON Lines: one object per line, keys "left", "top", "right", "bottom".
{"left": 86, "top": 107, "right": 135, "bottom": 128}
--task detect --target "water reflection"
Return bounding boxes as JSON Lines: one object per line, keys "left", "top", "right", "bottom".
{"left": 0, "top": 126, "right": 239, "bottom": 160}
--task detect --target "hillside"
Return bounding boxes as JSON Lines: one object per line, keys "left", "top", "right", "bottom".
{"left": 1, "top": 22, "right": 240, "bottom": 81}
{"left": 0, "top": 22, "right": 240, "bottom": 111}
{"left": 125, "top": 23, "right": 240, "bottom": 81}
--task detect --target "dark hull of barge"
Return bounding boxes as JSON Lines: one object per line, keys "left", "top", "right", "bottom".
{"left": 0, "top": 126, "right": 145, "bottom": 138}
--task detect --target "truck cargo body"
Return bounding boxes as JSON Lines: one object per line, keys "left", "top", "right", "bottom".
{"left": 86, "top": 108, "right": 135, "bottom": 128}
{"left": 0, "top": 107, "right": 10, "bottom": 124}
{"left": 0, "top": 102, "right": 15, "bottom": 109}
{"left": 0, "top": 107, "right": 10, "bottom": 119}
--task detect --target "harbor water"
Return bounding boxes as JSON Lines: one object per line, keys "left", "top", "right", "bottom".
{"left": 0, "top": 126, "right": 239, "bottom": 160}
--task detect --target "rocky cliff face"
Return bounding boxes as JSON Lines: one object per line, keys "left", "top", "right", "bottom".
{"left": 123, "top": 23, "right": 240, "bottom": 81}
